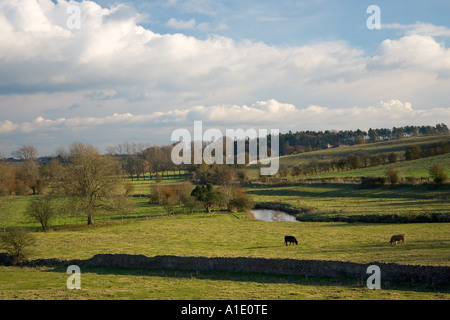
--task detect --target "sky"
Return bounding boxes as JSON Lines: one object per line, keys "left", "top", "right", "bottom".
{"left": 1, "top": 0, "right": 450, "bottom": 157}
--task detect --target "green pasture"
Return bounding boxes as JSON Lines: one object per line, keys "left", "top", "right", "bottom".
{"left": 247, "top": 183, "right": 450, "bottom": 221}
{"left": 0, "top": 196, "right": 166, "bottom": 229}
{"left": 1, "top": 148, "right": 449, "bottom": 300}
{"left": 286, "top": 153, "right": 450, "bottom": 180}
{"left": 0, "top": 210, "right": 449, "bottom": 300}
{"left": 1, "top": 181, "right": 449, "bottom": 267}
{"left": 0, "top": 210, "right": 447, "bottom": 266}
{"left": 0, "top": 265, "right": 448, "bottom": 300}
{"left": 129, "top": 178, "right": 189, "bottom": 195}
{"left": 280, "top": 134, "right": 450, "bottom": 166}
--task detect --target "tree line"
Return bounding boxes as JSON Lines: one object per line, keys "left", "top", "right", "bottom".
{"left": 280, "top": 140, "right": 450, "bottom": 179}
{"left": 3, "top": 123, "right": 447, "bottom": 188}
{"left": 1, "top": 142, "right": 253, "bottom": 227}
{"left": 279, "top": 123, "right": 449, "bottom": 155}
{"left": 1, "top": 143, "right": 133, "bottom": 226}
{"left": 149, "top": 165, "right": 253, "bottom": 215}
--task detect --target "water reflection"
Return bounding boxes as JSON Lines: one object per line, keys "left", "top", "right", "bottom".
{"left": 250, "top": 209, "right": 298, "bottom": 222}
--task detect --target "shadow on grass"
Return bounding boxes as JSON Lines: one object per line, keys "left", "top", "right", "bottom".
{"left": 42, "top": 264, "right": 450, "bottom": 295}
{"left": 247, "top": 184, "right": 450, "bottom": 200}
{"left": 246, "top": 245, "right": 283, "bottom": 250}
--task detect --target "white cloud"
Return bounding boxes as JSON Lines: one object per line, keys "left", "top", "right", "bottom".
{"left": 370, "top": 35, "right": 450, "bottom": 74}
{"left": 0, "top": 0, "right": 368, "bottom": 108}
{"left": 3, "top": 98, "right": 449, "bottom": 136}
{"left": 166, "top": 17, "right": 197, "bottom": 29}
{"left": 166, "top": 17, "right": 228, "bottom": 31}
{"left": 1, "top": 0, "right": 450, "bottom": 155}
{"left": 164, "top": 0, "right": 223, "bottom": 16}
{"left": 384, "top": 22, "right": 450, "bottom": 37}
{"left": 2, "top": 0, "right": 450, "bottom": 108}
{"left": 0, "top": 120, "right": 18, "bottom": 134}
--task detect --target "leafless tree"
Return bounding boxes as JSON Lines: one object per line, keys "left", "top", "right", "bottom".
{"left": 57, "top": 143, "right": 133, "bottom": 225}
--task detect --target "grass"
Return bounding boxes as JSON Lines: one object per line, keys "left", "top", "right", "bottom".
{"left": 280, "top": 134, "right": 450, "bottom": 166}
{"left": 0, "top": 212, "right": 444, "bottom": 266}
{"left": 0, "top": 195, "right": 167, "bottom": 229}
{"left": 288, "top": 153, "right": 450, "bottom": 179}
{"left": 0, "top": 200, "right": 449, "bottom": 299}
{"left": 242, "top": 134, "right": 450, "bottom": 181}
{"left": 0, "top": 210, "right": 449, "bottom": 299}
{"left": 1, "top": 182, "right": 449, "bottom": 266}
{"left": 247, "top": 183, "right": 450, "bottom": 221}
{"left": 128, "top": 176, "right": 189, "bottom": 195}
{"left": 1, "top": 140, "right": 449, "bottom": 300}
{"left": 0, "top": 265, "right": 448, "bottom": 300}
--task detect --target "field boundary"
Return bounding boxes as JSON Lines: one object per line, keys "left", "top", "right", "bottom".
{"left": 1, "top": 253, "right": 449, "bottom": 285}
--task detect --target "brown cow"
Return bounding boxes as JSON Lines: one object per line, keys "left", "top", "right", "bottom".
{"left": 390, "top": 234, "right": 405, "bottom": 245}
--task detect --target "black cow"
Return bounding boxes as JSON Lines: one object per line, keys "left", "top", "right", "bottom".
{"left": 284, "top": 235, "right": 298, "bottom": 246}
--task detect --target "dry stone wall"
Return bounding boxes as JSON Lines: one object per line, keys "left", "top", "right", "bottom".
{"left": 1, "top": 253, "right": 449, "bottom": 285}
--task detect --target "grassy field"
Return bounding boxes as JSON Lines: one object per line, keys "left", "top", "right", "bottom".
{"left": 1, "top": 265, "right": 448, "bottom": 300}
{"left": 1, "top": 134, "right": 449, "bottom": 300}
{"left": 0, "top": 210, "right": 449, "bottom": 300}
{"left": 247, "top": 183, "right": 450, "bottom": 221}
{"left": 290, "top": 153, "right": 450, "bottom": 179}
{"left": 243, "top": 134, "right": 450, "bottom": 180}
{"left": 1, "top": 182, "right": 449, "bottom": 264}
{"left": 2, "top": 184, "right": 449, "bottom": 266}
{"left": 280, "top": 134, "right": 450, "bottom": 166}
{"left": 0, "top": 195, "right": 166, "bottom": 229}
{"left": 17, "top": 213, "right": 448, "bottom": 266}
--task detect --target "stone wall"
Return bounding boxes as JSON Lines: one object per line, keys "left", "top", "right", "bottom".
{"left": 1, "top": 253, "right": 449, "bottom": 285}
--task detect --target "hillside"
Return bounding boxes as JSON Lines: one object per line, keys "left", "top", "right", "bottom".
{"left": 243, "top": 134, "right": 450, "bottom": 180}
{"left": 299, "top": 153, "right": 450, "bottom": 179}
{"left": 279, "top": 134, "right": 450, "bottom": 166}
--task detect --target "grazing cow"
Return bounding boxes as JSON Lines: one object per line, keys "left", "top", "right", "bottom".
{"left": 390, "top": 234, "right": 406, "bottom": 246}
{"left": 285, "top": 235, "right": 298, "bottom": 246}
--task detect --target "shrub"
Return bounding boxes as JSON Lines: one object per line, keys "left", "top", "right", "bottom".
{"left": 361, "top": 176, "right": 386, "bottom": 188}
{"left": 429, "top": 164, "right": 448, "bottom": 184}
{"left": 405, "top": 176, "right": 419, "bottom": 185}
{"left": 388, "top": 152, "right": 398, "bottom": 163}
{"left": 124, "top": 182, "right": 135, "bottom": 196}
{"left": 180, "top": 195, "right": 202, "bottom": 214}
{"left": 26, "top": 196, "right": 56, "bottom": 231}
{"left": 149, "top": 185, "right": 175, "bottom": 204}
{"left": 0, "top": 228, "right": 36, "bottom": 264}
{"left": 386, "top": 167, "right": 399, "bottom": 184}
{"left": 229, "top": 195, "right": 254, "bottom": 212}
{"left": 405, "top": 145, "right": 421, "bottom": 160}
{"left": 161, "top": 195, "right": 178, "bottom": 215}
{"left": 245, "top": 211, "right": 256, "bottom": 220}
{"left": 191, "top": 183, "right": 227, "bottom": 213}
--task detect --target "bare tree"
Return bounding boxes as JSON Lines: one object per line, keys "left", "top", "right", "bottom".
{"left": 11, "top": 146, "right": 40, "bottom": 195}
{"left": 11, "top": 146, "right": 38, "bottom": 161}
{"left": 57, "top": 143, "right": 133, "bottom": 225}
{"left": 143, "top": 145, "right": 172, "bottom": 175}
{"left": 26, "top": 196, "right": 57, "bottom": 231}
{"left": 0, "top": 161, "right": 16, "bottom": 196}
{"left": 107, "top": 142, "right": 150, "bottom": 180}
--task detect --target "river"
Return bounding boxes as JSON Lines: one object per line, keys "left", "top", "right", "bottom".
{"left": 249, "top": 209, "right": 298, "bottom": 222}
